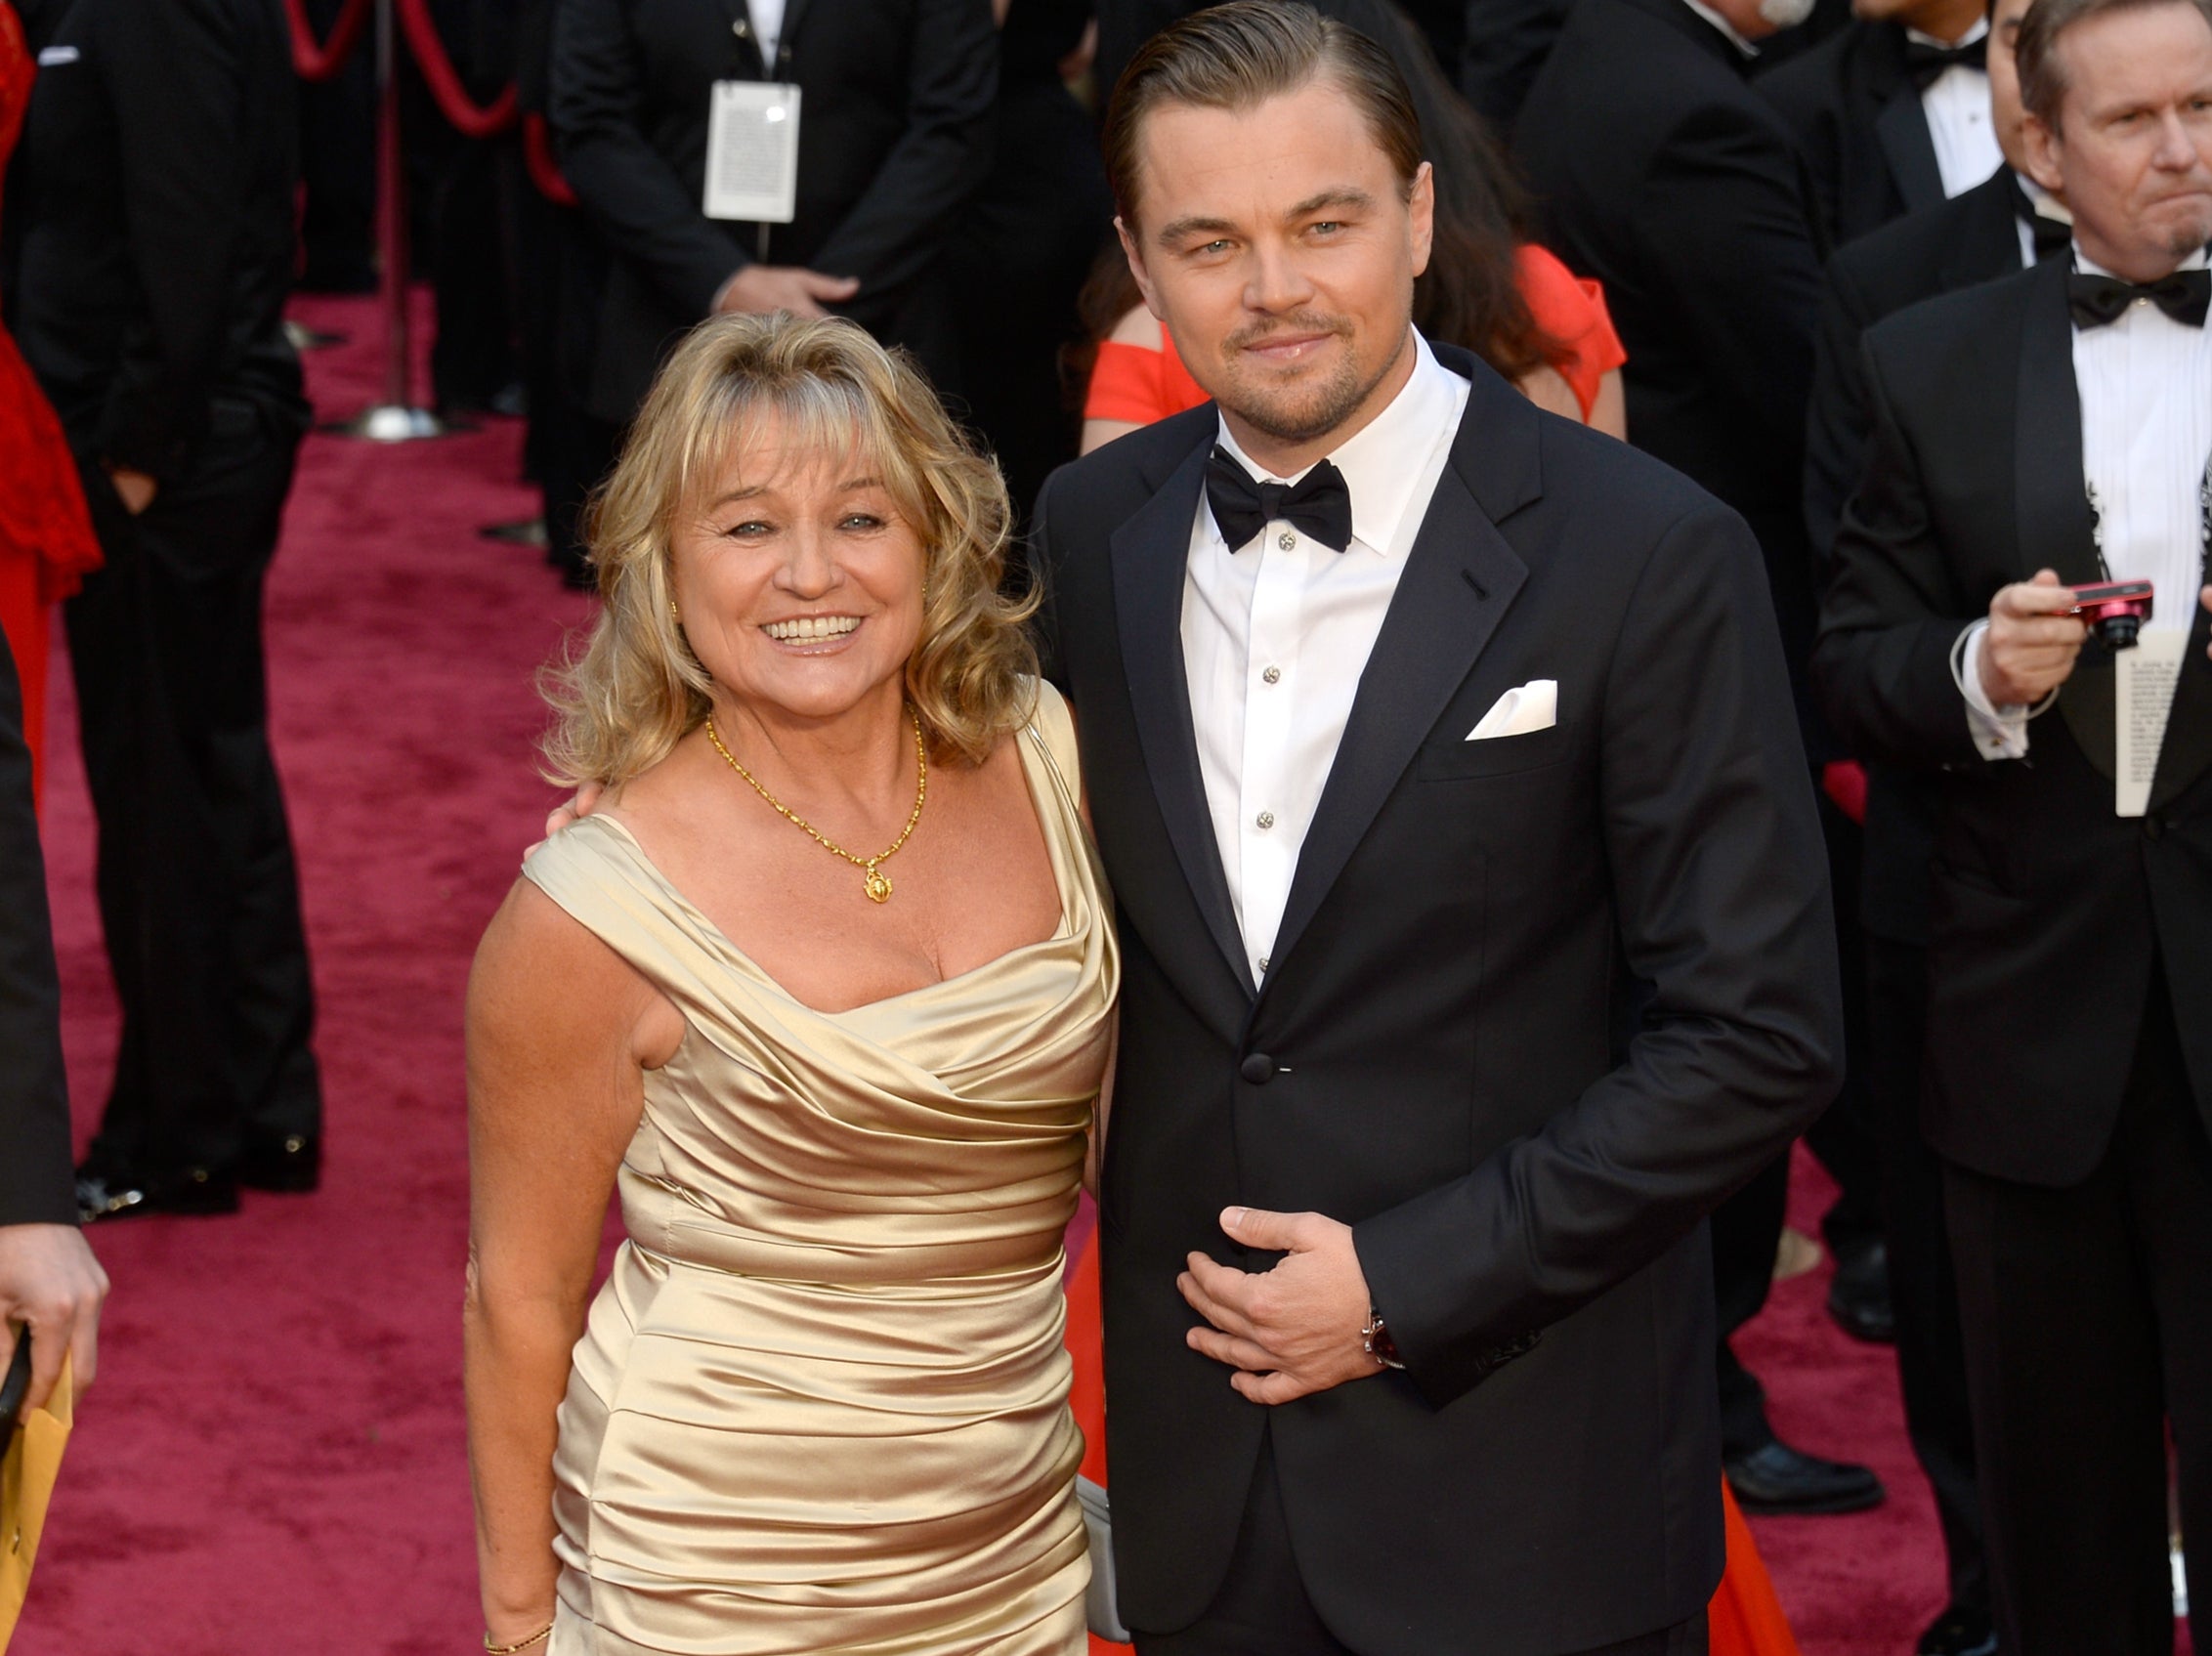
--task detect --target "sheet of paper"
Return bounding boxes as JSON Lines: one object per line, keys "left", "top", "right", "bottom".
{"left": 703, "top": 81, "right": 800, "bottom": 224}
{"left": 2114, "top": 626, "right": 2188, "bottom": 817}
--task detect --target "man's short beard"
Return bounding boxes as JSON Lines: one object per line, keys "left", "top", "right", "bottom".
{"left": 1216, "top": 321, "right": 1408, "bottom": 447}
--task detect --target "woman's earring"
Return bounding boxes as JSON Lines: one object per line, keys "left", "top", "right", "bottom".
{"left": 669, "top": 599, "right": 682, "bottom": 631}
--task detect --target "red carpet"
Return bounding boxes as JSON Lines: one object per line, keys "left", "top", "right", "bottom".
{"left": 15, "top": 293, "right": 2059, "bottom": 1653}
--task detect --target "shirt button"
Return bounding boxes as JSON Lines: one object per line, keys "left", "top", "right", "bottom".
{"left": 1261, "top": 665, "right": 1281, "bottom": 685}
{"left": 1255, "top": 810, "right": 1275, "bottom": 830}
{"left": 1277, "top": 531, "right": 1296, "bottom": 551}
{"left": 1257, "top": 955, "right": 1270, "bottom": 973}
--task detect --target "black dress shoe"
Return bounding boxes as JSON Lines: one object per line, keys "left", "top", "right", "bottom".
{"left": 238, "top": 1132, "right": 321, "bottom": 1193}
{"left": 1826, "top": 1238, "right": 1896, "bottom": 1343}
{"left": 1723, "top": 1439, "right": 1887, "bottom": 1515}
{"left": 76, "top": 1165, "right": 240, "bottom": 1223}
{"left": 1916, "top": 1606, "right": 1997, "bottom": 1656}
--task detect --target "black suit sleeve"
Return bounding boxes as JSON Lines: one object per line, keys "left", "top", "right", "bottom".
{"left": 807, "top": 0, "right": 999, "bottom": 301}
{"left": 1804, "top": 252, "right": 1878, "bottom": 573}
{"left": 1355, "top": 500, "right": 1843, "bottom": 1408}
{"left": 549, "top": 0, "right": 749, "bottom": 319}
{"left": 0, "top": 632, "right": 77, "bottom": 1229}
{"left": 91, "top": 0, "right": 252, "bottom": 481}
{"left": 1028, "top": 465, "right": 1069, "bottom": 692}
{"left": 1809, "top": 331, "right": 1983, "bottom": 771}
{"left": 1457, "top": 0, "right": 1566, "bottom": 131}
{"left": 1638, "top": 103, "right": 1824, "bottom": 483}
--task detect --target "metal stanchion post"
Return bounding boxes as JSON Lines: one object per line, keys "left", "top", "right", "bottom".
{"left": 342, "top": 0, "right": 446, "bottom": 441}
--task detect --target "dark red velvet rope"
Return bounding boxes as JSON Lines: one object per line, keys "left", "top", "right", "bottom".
{"left": 281, "top": 0, "right": 373, "bottom": 82}
{"left": 392, "top": 0, "right": 518, "bottom": 139}
{"left": 523, "top": 113, "right": 579, "bottom": 207}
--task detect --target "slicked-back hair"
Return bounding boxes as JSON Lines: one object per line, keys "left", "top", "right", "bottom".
{"left": 2017, "top": 0, "right": 2212, "bottom": 124}
{"left": 1101, "top": 0, "right": 1424, "bottom": 232}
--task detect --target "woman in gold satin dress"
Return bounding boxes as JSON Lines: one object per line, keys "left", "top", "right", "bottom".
{"left": 464, "top": 314, "right": 1116, "bottom": 1656}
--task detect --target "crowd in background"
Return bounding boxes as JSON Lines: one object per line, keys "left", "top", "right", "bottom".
{"left": 0, "top": 0, "right": 2206, "bottom": 1653}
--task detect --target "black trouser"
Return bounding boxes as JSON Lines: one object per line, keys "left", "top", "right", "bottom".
{"left": 1865, "top": 933, "right": 1986, "bottom": 1618}
{"left": 64, "top": 403, "right": 320, "bottom": 1182}
{"left": 1711, "top": 1146, "right": 1789, "bottom": 1458}
{"left": 1944, "top": 964, "right": 2209, "bottom": 1656}
{"left": 1131, "top": 1431, "right": 1710, "bottom": 1656}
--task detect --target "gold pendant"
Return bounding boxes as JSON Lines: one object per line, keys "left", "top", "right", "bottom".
{"left": 864, "top": 867, "right": 893, "bottom": 904}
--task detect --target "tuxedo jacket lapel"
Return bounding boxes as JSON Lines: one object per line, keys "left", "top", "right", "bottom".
{"left": 2012, "top": 258, "right": 2117, "bottom": 779}
{"left": 1267, "top": 365, "right": 1536, "bottom": 974}
{"left": 1110, "top": 439, "right": 1257, "bottom": 998}
{"left": 1876, "top": 82, "right": 1944, "bottom": 216}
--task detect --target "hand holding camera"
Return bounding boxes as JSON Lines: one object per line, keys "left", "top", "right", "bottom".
{"left": 1981, "top": 570, "right": 2093, "bottom": 708}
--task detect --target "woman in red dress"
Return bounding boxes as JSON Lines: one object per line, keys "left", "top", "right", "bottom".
{"left": 0, "top": 0, "right": 102, "bottom": 805}
{"left": 1079, "top": 0, "right": 1625, "bottom": 452}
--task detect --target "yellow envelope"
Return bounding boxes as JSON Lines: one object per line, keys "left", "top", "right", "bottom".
{"left": 0, "top": 1354, "right": 74, "bottom": 1651}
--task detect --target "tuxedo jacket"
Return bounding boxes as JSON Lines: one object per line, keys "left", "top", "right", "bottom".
{"left": 1516, "top": 0, "right": 1829, "bottom": 758}
{"left": 1034, "top": 345, "right": 1843, "bottom": 1652}
{"left": 1805, "top": 168, "right": 2031, "bottom": 947}
{"left": 6, "top": 0, "right": 303, "bottom": 483}
{"left": 1812, "top": 256, "right": 2212, "bottom": 1185}
{"left": 547, "top": 0, "right": 997, "bottom": 420}
{"left": 0, "top": 632, "right": 74, "bottom": 1228}
{"left": 1759, "top": 21, "right": 1947, "bottom": 249}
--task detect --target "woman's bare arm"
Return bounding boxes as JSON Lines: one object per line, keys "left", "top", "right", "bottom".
{"left": 463, "top": 878, "right": 674, "bottom": 1644}
{"left": 1588, "top": 369, "right": 1627, "bottom": 441}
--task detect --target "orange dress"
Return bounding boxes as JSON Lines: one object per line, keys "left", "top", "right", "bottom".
{"left": 1085, "top": 244, "right": 1627, "bottom": 429}
{"left": 1062, "top": 1228, "right": 1799, "bottom": 1656}
{"left": 0, "top": 0, "right": 104, "bottom": 804}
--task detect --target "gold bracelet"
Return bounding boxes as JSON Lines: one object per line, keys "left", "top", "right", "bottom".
{"left": 484, "top": 1622, "right": 553, "bottom": 1655}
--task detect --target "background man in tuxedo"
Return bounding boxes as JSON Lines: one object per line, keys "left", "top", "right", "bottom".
{"left": 1796, "top": 6, "right": 2052, "bottom": 1651}
{"left": 1762, "top": 0, "right": 2000, "bottom": 247}
{"left": 1513, "top": 0, "right": 1885, "bottom": 1520}
{"left": 0, "top": 630, "right": 108, "bottom": 1422}
{"left": 548, "top": 0, "right": 998, "bottom": 425}
{"left": 9, "top": 0, "right": 324, "bottom": 1219}
{"left": 1035, "top": 7, "right": 1842, "bottom": 1651}
{"left": 1815, "top": 1, "right": 2212, "bottom": 1646}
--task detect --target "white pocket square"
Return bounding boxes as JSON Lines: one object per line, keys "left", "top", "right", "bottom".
{"left": 1466, "top": 679, "right": 1557, "bottom": 741}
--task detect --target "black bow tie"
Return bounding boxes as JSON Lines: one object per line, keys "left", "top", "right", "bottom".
{"left": 1205, "top": 447, "right": 1354, "bottom": 553}
{"left": 2066, "top": 266, "right": 2212, "bottom": 328}
{"left": 1902, "top": 34, "right": 1986, "bottom": 88}
{"left": 2007, "top": 174, "right": 2073, "bottom": 261}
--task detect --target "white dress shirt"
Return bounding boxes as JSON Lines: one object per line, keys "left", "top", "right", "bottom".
{"left": 1961, "top": 246, "right": 2212, "bottom": 759}
{"left": 747, "top": 0, "right": 787, "bottom": 64}
{"left": 1681, "top": 0, "right": 1760, "bottom": 58}
{"left": 1182, "top": 334, "right": 1470, "bottom": 982}
{"left": 1912, "top": 20, "right": 2001, "bottom": 201}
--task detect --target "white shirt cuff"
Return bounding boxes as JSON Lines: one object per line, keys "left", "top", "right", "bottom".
{"left": 1958, "top": 620, "right": 2030, "bottom": 760}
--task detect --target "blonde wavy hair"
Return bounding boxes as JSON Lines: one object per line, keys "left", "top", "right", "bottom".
{"left": 540, "top": 313, "right": 1039, "bottom": 786}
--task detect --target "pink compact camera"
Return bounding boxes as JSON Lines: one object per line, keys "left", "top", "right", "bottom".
{"left": 2070, "top": 579, "right": 2155, "bottom": 650}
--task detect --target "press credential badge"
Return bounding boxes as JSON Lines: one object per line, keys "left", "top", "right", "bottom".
{"left": 2114, "top": 626, "right": 2188, "bottom": 818}
{"left": 705, "top": 82, "right": 800, "bottom": 223}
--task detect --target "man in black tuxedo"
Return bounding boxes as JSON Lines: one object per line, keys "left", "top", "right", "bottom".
{"left": 9, "top": 0, "right": 324, "bottom": 1219}
{"left": 1514, "top": 0, "right": 1885, "bottom": 1520}
{"left": 1815, "top": 1, "right": 2212, "bottom": 1647}
{"left": 547, "top": 0, "right": 997, "bottom": 424}
{"left": 1761, "top": 0, "right": 1999, "bottom": 248}
{"left": 1036, "top": 8, "right": 1842, "bottom": 1651}
{"left": 0, "top": 630, "right": 108, "bottom": 1422}
{"left": 1797, "top": 5, "right": 2057, "bottom": 1649}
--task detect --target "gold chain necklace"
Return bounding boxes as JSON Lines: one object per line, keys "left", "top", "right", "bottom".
{"left": 704, "top": 709, "right": 927, "bottom": 905}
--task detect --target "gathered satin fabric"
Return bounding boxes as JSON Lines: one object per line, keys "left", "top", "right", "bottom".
{"left": 520, "top": 689, "right": 1116, "bottom": 1656}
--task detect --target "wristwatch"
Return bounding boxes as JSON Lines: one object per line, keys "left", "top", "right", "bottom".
{"left": 1361, "top": 1306, "right": 1405, "bottom": 1371}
